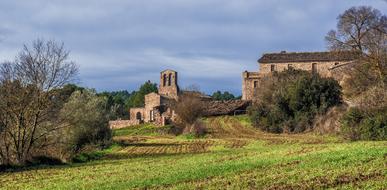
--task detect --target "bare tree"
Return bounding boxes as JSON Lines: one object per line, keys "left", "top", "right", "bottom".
{"left": 325, "top": 6, "right": 387, "bottom": 85}
{"left": 172, "top": 92, "right": 205, "bottom": 135}
{"left": 0, "top": 39, "right": 78, "bottom": 165}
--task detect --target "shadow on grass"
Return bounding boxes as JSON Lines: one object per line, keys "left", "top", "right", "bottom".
{"left": 0, "top": 141, "right": 214, "bottom": 174}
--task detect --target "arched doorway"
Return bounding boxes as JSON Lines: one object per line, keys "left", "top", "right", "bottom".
{"left": 136, "top": 112, "right": 142, "bottom": 120}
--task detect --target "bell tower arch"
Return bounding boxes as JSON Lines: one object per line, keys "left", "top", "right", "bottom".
{"left": 159, "top": 69, "right": 179, "bottom": 99}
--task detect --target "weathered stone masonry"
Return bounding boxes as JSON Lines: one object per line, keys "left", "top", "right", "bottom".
{"left": 110, "top": 69, "right": 250, "bottom": 129}
{"left": 242, "top": 51, "right": 359, "bottom": 101}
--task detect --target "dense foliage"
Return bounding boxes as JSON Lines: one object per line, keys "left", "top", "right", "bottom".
{"left": 249, "top": 70, "right": 342, "bottom": 133}
{"left": 211, "top": 91, "right": 238, "bottom": 100}
{"left": 341, "top": 107, "right": 386, "bottom": 141}
{"left": 99, "top": 81, "right": 158, "bottom": 119}
{"left": 61, "top": 89, "right": 112, "bottom": 153}
{"left": 125, "top": 80, "right": 158, "bottom": 108}
{"left": 340, "top": 87, "right": 387, "bottom": 141}
{"left": 99, "top": 90, "right": 133, "bottom": 119}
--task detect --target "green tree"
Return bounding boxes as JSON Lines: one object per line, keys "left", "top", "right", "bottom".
{"left": 126, "top": 81, "right": 158, "bottom": 108}
{"left": 211, "top": 91, "right": 237, "bottom": 100}
{"left": 99, "top": 90, "right": 132, "bottom": 119}
{"left": 60, "top": 89, "right": 111, "bottom": 153}
{"left": 249, "top": 70, "right": 342, "bottom": 133}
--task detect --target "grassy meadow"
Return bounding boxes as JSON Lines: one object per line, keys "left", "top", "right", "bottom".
{"left": 0, "top": 116, "right": 386, "bottom": 190}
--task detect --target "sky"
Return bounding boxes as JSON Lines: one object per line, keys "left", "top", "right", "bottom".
{"left": 0, "top": 0, "right": 386, "bottom": 95}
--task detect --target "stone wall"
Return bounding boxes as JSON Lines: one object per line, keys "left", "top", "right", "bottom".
{"left": 109, "top": 120, "right": 140, "bottom": 129}
{"left": 129, "top": 108, "right": 146, "bottom": 121}
{"left": 242, "top": 61, "right": 353, "bottom": 101}
{"left": 159, "top": 70, "right": 179, "bottom": 99}
{"left": 144, "top": 93, "right": 161, "bottom": 122}
{"left": 242, "top": 71, "right": 261, "bottom": 100}
{"left": 259, "top": 61, "right": 350, "bottom": 77}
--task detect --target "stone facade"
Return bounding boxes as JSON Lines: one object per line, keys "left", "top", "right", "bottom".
{"left": 109, "top": 120, "right": 140, "bottom": 129}
{"left": 109, "top": 69, "right": 180, "bottom": 129}
{"left": 109, "top": 69, "right": 250, "bottom": 129}
{"left": 159, "top": 69, "right": 179, "bottom": 100}
{"left": 242, "top": 51, "right": 359, "bottom": 100}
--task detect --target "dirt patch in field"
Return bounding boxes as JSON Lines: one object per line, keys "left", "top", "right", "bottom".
{"left": 223, "top": 139, "right": 249, "bottom": 149}
{"left": 276, "top": 160, "right": 302, "bottom": 168}
{"left": 285, "top": 146, "right": 328, "bottom": 156}
{"left": 205, "top": 116, "right": 338, "bottom": 145}
{"left": 267, "top": 171, "right": 384, "bottom": 190}
{"left": 104, "top": 140, "right": 217, "bottom": 160}
{"left": 113, "top": 136, "right": 149, "bottom": 145}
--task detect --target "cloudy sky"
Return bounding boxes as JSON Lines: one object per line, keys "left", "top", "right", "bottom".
{"left": 0, "top": 0, "right": 386, "bottom": 95}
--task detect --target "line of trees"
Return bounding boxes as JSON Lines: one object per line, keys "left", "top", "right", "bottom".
{"left": 211, "top": 91, "right": 240, "bottom": 101}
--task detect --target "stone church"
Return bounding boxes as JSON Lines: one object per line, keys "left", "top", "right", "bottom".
{"left": 128, "top": 69, "right": 185, "bottom": 126}
{"left": 242, "top": 51, "right": 360, "bottom": 101}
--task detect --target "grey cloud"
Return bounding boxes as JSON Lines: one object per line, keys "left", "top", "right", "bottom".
{"left": 0, "top": 0, "right": 386, "bottom": 95}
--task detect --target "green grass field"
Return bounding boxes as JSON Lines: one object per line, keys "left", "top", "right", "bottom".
{"left": 0, "top": 116, "right": 386, "bottom": 190}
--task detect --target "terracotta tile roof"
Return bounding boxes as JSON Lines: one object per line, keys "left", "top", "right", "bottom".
{"left": 258, "top": 51, "right": 360, "bottom": 63}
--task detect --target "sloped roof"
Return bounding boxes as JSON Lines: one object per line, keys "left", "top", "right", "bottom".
{"left": 180, "top": 91, "right": 212, "bottom": 99}
{"left": 203, "top": 100, "right": 251, "bottom": 116}
{"left": 258, "top": 51, "right": 360, "bottom": 63}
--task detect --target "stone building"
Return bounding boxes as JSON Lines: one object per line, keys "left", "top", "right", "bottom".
{"left": 127, "top": 69, "right": 181, "bottom": 127}
{"left": 242, "top": 51, "right": 359, "bottom": 100}
{"left": 109, "top": 69, "right": 251, "bottom": 129}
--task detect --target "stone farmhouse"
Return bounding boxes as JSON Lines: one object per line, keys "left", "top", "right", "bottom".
{"left": 109, "top": 69, "right": 250, "bottom": 129}
{"left": 242, "top": 51, "right": 360, "bottom": 101}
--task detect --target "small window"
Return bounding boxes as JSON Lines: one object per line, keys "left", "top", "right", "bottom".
{"left": 253, "top": 81, "right": 258, "bottom": 88}
{"left": 270, "top": 65, "right": 275, "bottom": 72}
{"left": 150, "top": 110, "right": 154, "bottom": 121}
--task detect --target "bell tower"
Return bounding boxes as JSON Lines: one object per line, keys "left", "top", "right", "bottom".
{"left": 159, "top": 69, "right": 179, "bottom": 99}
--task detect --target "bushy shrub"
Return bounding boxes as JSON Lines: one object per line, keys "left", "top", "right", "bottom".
{"left": 72, "top": 151, "right": 105, "bottom": 163}
{"left": 249, "top": 69, "right": 342, "bottom": 133}
{"left": 60, "top": 89, "right": 112, "bottom": 153}
{"left": 27, "top": 156, "right": 65, "bottom": 166}
{"left": 341, "top": 107, "right": 387, "bottom": 141}
{"left": 172, "top": 93, "right": 207, "bottom": 136}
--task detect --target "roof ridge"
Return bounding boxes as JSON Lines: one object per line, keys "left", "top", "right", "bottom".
{"left": 258, "top": 51, "right": 360, "bottom": 63}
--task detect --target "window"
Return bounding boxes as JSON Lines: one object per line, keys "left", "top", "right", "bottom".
{"left": 253, "top": 81, "right": 258, "bottom": 88}
{"left": 163, "top": 74, "right": 167, "bottom": 86}
{"left": 270, "top": 65, "right": 275, "bottom": 72}
{"left": 312, "top": 63, "right": 317, "bottom": 73}
{"left": 150, "top": 110, "right": 154, "bottom": 121}
{"left": 288, "top": 64, "right": 293, "bottom": 70}
{"left": 168, "top": 73, "right": 172, "bottom": 86}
